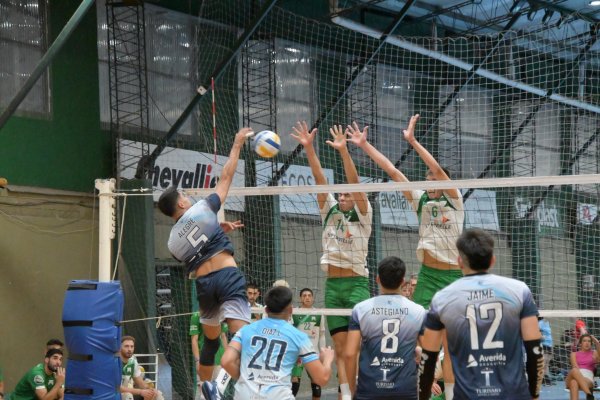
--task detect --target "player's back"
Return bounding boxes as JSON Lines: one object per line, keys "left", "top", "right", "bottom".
{"left": 428, "top": 273, "right": 538, "bottom": 400}
{"left": 350, "top": 294, "right": 426, "bottom": 400}
{"left": 167, "top": 194, "right": 233, "bottom": 274}
{"left": 234, "top": 317, "right": 318, "bottom": 400}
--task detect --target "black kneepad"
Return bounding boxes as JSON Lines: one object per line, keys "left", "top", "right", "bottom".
{"left": 291, "top": 381, "right": 300, "bottom": 396}
{"left": 200, "top": 336, "right": 221, "bottom": 365}
{"left": 311, "top": 382, "right": 321, "bottom": 398}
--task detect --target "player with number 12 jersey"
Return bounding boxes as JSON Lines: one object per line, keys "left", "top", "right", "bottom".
{"left": 426, "top": 273, "right": 538, "bottom": 399}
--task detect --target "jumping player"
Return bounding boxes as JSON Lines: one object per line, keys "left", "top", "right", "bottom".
{"left": 347, "top": 114, "right": 463, "bottom": 397}
{"left": 418, "top": 228, "right": 543, "bottom": 400}
{"left": 157, "top": 127, "right": 252, "bottom": 400}
{"left": 291, "top": 121, "right": 372, "bottom": 400}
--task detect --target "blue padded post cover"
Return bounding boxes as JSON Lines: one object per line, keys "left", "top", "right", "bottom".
{"left": 62, "top": 280, "right": 123, "bottom": 400}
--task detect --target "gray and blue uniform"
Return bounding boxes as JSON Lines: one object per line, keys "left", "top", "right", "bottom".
{"left": 232, "top": 317, "right": 319, "bottom": 400}
{"left": 349, "top": 294, "right": 426, "bottom": 400}
{"left": 167, "top": 193, "right": 233, "bottom": 275}
{"left": 425, "top": 272, "right": 539, "bottom": 400}
{"left": 167, "top": 193, "right": 248, "bottom": 322}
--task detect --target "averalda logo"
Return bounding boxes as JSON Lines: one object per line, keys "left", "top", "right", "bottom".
{"left": 150, "top": 163, "right": 218, "bottom": 189}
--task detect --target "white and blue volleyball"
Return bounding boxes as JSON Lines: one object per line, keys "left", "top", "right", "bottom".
{"left": 253, "top": 130, "right": 281, "bottom": 158}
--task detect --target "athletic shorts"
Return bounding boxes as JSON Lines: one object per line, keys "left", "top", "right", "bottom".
{"left": 413, "top": 264, "right": 462, "bottom": 309}
{"left": 292, "top": 363, "right": 303, "bottom": 378}
{"left": 325, "top": 276, "right": 369, "bottom": 333}
{"left": 195, "top": 267, "right": 251, "bottom": 326}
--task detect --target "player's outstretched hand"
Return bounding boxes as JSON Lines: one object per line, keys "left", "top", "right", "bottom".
{"left": 345, "top": 121, "right": 368, "bottom": 147}
{"left": 320, "top": 346, "right": 335, "bottom": 365}
{"left": 234, "top": 127, "right": 254, "bottom": 145}
{"left": 220, "top": 220, "right": 244, "bottom": 233}
{"left": 403, "top": 114, "right": 420, "bottom": 144}
{"left": 290, "top": 121, "right": 317, "bottom": 148}
{"left": 326, "top": 125, "right": 347, "bottom": 151}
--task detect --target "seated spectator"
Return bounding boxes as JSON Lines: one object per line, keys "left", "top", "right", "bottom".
{"left": 7, "top": 349, "right": 65, "bottom": 400}
{"left": 565, "top": 334, "right": 600, "bottom": 400}
{"left": 119, "top": 336, "right": 163, "bottom": 400}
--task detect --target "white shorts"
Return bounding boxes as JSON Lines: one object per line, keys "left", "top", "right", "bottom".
{"left": 200, "top": 297, "right": 251, "bottom": 326}
{"left": 581, "top": 368, "right": 595, "bottom": 383}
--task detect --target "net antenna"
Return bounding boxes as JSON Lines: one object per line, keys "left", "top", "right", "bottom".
{"left": 133, "top": 0, "right": 280, "bottom": 180}
{"left": 95, "top": 178, "right": 117, "bottom": 282}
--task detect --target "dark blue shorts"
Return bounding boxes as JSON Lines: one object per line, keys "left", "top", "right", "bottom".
{"left": 195, "top": 267, "right": 250, "bottom": 325}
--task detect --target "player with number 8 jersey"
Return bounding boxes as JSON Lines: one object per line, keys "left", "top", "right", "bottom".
{"left": 345, "top": 256, "right": 426, "bottom": 400}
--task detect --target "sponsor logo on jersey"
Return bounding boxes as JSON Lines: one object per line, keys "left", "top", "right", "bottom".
{"left": 371, "top": 356, "right": 380, "bottom": 366}
{"left": 467, "top": 354, "right": 478, "bottom": 368}
{"left": 34, "top": 375, "right": 44, "bottom": 385}
{"left": 478, "top": 352, "right": 506, "bottom": 367}
{"left": 248, "top": 372, "right": 255, "bottom": 381}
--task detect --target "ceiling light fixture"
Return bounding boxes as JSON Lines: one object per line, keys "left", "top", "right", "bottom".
{"left": 590, "top": 1, "right": 600, "bottom": 6}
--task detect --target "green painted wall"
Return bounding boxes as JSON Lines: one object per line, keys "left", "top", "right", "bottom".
{"left": 0, "top": 1, "right": 111, "bottom": 192}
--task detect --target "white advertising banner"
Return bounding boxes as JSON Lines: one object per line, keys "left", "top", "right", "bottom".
{"left": 463, "top": 189, "right": 500, "bottom": 231}
{"left": 256, "top": 161, "right": 334, "bottom": 215}
{"left": 119, "top": 140, "right": 245, "bottom": 211}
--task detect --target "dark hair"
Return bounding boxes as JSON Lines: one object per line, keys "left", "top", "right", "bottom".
{"left": 265, "top": 286, "right": 293, "bottom": 314}
{"left": 45, "top": 348, "right": 63, "bottom": 358}
{"left": 377, "top": 256, "right": 406, "bottom": 290}
{"left": 246, "top": 282, "right": 259, "bottom": 291}
{"left": 456, "top": 228, "right": 494, "bottom": 271}
{"left": 46, "top": 338, "right": 64, "bottom": 347}
{"left": 299, "top": 288, "right": 313, "bottom": 297}
{"left": 577, "top": 333, "right": 593, "bottom": 346}
{"left": 157, "top": 186, "right": 180, "bottom": 217}
{"left": 121, "top": 335, "right": 136, "bottom": 344}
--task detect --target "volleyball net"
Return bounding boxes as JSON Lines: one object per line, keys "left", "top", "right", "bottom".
{"left": 100, "top": 174, "right": 600, "bottom": 397}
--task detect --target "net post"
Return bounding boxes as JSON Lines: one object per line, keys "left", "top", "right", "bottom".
{"left": 95, "top": 178, "right": 116, "bottom": 282}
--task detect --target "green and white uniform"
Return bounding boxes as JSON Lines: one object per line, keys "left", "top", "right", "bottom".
{"left": 189, "top": 311, "right": 227, "bottom": 365}
{"left": 319, "top": 194, "right": 372, "bottom": 276}
{"left": 409, "top": 190, "right": 464, "bottom": 308}
{"left": 121, "top": 356, "right": 142, "bottom": 389}
{"left": 8, "top": 364, "right": 57, "bottom": 400}
{"left": 292, "top": 311, "right": 326, "bottom": 377}
{"left": 409, "top": 190, "right": 464, "bottom": 265}
{"left": 320, "top": 194, "right": 372, "bottom": 332}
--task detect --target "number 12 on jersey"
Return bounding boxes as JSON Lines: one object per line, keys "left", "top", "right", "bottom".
{"left": 466, "top": 302, "right": 504, "bottom": 350}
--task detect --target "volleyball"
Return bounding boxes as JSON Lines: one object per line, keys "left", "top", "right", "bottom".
{"left": 253, "top": 130, "right": 281, "bottom": 158}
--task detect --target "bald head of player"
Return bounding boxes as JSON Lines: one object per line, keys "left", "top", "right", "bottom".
{"left": 455, "top": 228, "right": 496, "bottom": 273}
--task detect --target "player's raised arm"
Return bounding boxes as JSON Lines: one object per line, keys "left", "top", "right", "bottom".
{"left": 403, "top": 114, "right": 460, "bottom": 200}
{"left": 291, "top": 121, "right": 328, "bottom": 208}
{"left": 346, "top": 121, "right": 415, "bottom": 202}
{"left": 325, "top": 124, "right": 369, "bottom": 215}
{"left": 214, "top": 127, "right": 253, "bottom": 204}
